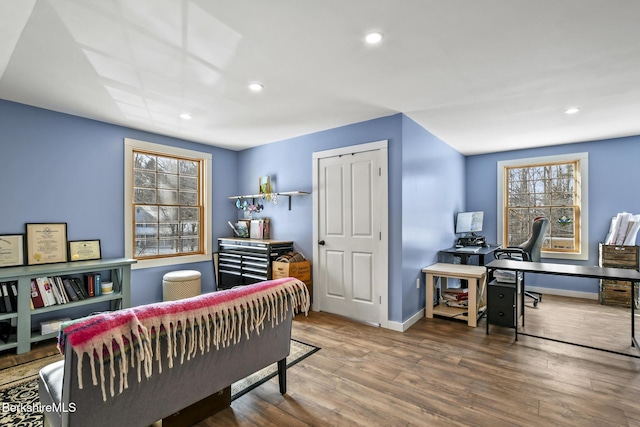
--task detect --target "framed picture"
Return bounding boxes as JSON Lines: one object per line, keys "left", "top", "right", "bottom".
{"left": 68, "top": 240, "right": 102, "bottom": 262}
{"left": 259, "top": 175, "right": 271, "bottom": 194}
{"left": 259, "top": 175, "right": 272, "bottom": 201}
{"left": 25, "top": 223, "right": 68, "bottom": 265}
{"left": 0, "top": 234, "right": 25, "bottom": 268}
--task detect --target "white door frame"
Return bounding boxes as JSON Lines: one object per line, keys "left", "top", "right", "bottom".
{"left": 312, "top": 140, "right": 389, "bottom": 328}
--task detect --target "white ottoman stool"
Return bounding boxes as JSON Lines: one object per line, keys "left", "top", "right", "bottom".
{"left": 162, "top": 270, "right": 202, "bottom": 301}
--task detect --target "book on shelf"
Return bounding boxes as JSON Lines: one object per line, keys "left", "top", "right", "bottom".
{"left": 48, "top": 276, "right": 65, "bottom": 305}
{"left": 94, "top": 273, "right": 101, "bottom": 297}
{"left": 85, "top": 274, "right": 95, "bottom": 297}
{"left": 443, "top": 288, "right": 469, "bottom": 301}
{"left": 10, "top": 282, "right": 18, "bottom": 310}
{"left": 28, "top": 274, "right": 107, "bottom": 310}
{"left": 62, "top": 278, "right": 80, "bottom": 302}
{"left": 70, "top": 277, "right": 88, "bottom": 299}
{"left": 57, "top": 277, "right": 70, "bottom": 304}
{"left": 1, "top": 282, "right": 14, "bottom": 312}
{"left": 30, "top": 279, "right": 45, "bottom": 309}
{"left": 445, "top": 299, "right": 469, "bottom": 308}
{"left": 55, "top": 277, "right": 67, "bottom": 304}
{"left": 35, "top": 277, "right": 56, "bottom": 307}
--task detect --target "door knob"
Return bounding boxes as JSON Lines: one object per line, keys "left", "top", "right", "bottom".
{"left": 318, "top": 240, "right": 325, "bottom": 245}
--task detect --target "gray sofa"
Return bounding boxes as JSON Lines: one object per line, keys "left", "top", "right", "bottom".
{"left": 38, "top": 279, "right": 307, "bottom": 427}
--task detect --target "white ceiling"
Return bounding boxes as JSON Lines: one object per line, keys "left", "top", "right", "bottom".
{"left": 2, "top": 0, "right": 639, "bottom": 155}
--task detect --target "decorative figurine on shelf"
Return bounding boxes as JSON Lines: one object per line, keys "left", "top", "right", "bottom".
{"left": 248, "top": 204, "right": 263, "bottom": 213}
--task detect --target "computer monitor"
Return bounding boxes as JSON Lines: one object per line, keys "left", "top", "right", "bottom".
{"left": 455, "top": 211, "right": 484, "bottom": 235}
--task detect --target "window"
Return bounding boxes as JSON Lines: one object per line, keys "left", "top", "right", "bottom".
{"left": 124, "top": 139, "right": 212, "bottom": 269}
{"left": 497, "top": 153, "right": 589, "bottom": 260}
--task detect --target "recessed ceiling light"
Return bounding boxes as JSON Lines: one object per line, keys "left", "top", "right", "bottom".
{"left": 365, "top": 32, "right": 384, "bottom": 44}
{"left": 565, "top": 107, "right": 580, "bottom": 115}
{"left": 248, "top": 83, "right": 263, "bottom": 92}
{"left": 179, "top": 113, "right": 192, "bottom": 120}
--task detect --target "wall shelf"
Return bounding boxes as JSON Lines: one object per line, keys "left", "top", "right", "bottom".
{"left": 228, "top": 191, "right": 309, "bottom": 210}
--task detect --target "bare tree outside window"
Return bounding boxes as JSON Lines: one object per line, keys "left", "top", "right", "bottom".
{"left": 504, "top": 160, "right": 581, "bottom": 253}
{"left": 133, "top": 151, "right": 203, "bottom": 259}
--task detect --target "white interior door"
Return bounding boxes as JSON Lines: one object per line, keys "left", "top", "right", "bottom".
{"left": 312, "top": 141, "right": 388, "bottom": 327}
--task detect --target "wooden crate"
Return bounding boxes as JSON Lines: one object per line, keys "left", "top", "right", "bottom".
{"left": 600, "top": 245, "right": 639, "bottom": 268}
{"left": 600, "top": 281, "right": 638, "bottom": 307}
{"left": 599, "top": 244, "right": 639, "bottom": 307}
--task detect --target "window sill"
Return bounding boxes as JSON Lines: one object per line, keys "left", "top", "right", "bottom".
{"left": 542, "top": 251, "right": 588, "bottom": 261}
{"left": 131, "top": 253, "right": 212, "bottom": 270}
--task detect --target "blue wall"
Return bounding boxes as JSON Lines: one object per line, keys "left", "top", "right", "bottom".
{"left": 237, "top": 114, "right": 465, "bottom": 322}
{"left": 8, "top": 96, "right": 636, "bottom": 323}
{"left": 0, "top": 101, "right": 467, "bottom": 324}
{"left": 401, "top": 116, "right": 465, "bottom": 319}
{"left": 237, "top": 114, "right": 407, "bottom": 320}
{"left": 0, "top": 100, "right": 238, "bottom": 312}
{"left": 466, "top": 136, "right": 640, "bottom": 293}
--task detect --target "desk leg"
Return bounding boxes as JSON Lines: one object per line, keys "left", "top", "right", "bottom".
{"left": 514, "top": 272, "right": 525, "bottom": 341}
{"left": 425, "top": 273, "right": 434, "bottom": 319}
{"left": 458, "top": 255, "right": 470, "bottom": 288}
{"left": 468, "top": 277, "right": 477, "bottom": 327}
{"left": 632, "top": 280, "right": 636, "bottom": 348}
{"left": 521, "top": 272, "right": 526, "bottom": 327}
{"left": 486, "top": 268, "right": 492, "bottom": 335}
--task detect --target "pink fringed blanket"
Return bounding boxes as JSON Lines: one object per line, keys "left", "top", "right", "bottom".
{"left": 58, "top": 278, "right": 309, "bottom": 401}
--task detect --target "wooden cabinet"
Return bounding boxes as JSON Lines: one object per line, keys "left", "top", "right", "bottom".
{"left": 599, "top": 244, "right": 639, "bottom": 307}
{"left": 0, "top": 258, "right": 135, "bottom": 354}
{"left": 217, "top": 238, "right": 293, "bottom": 290}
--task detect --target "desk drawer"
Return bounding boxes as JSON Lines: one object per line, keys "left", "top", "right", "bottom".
{"left": 488, "top": 281, "right": 520, "bottom": 328}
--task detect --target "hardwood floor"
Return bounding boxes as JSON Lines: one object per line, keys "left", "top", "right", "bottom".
{"left": 0, "top": 337, "right": 59, "bottom": 370}
{"left": 204, "top": 296, "right": 640, "bottom": 427}
{"left": 2, "top": 295, "right": 640, "bottom": 426}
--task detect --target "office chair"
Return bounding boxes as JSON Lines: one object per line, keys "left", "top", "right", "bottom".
{"left": 493, "top": 217, "right": 550, "bottom": 307}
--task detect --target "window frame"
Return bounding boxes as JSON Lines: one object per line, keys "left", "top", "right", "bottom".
{"left": 497, "top": 152, "right": 589, "bottom": 261}
{"left": 124, "top": 138, "right": 212, "bottom": 270}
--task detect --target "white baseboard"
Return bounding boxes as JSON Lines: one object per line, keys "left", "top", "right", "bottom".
{"left": 388, "top": 308, "right": 425, "bottom": 332}
{"left": 526, "top": 286, "right": 598, "bottom": 300}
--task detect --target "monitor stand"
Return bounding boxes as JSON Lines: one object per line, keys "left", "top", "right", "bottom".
{"left": 457, "top": 234, "right": 487, "bottom": 247}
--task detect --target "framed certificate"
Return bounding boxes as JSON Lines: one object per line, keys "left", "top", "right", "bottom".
{"left": 0, "top": 234, "right": 25, "bottom": 268}
{"left": 68, "top": 240, "right": 102, "bottom": 261}
{"left": 25, "top": 223, "right": 68, "bottom": 265}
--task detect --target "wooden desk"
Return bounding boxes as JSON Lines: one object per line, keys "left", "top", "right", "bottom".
{"left": 485, "top": 259, "right": 640, "bottom": 357}
{"left": 422, "top": 263, "right": 487, "bottom": 327}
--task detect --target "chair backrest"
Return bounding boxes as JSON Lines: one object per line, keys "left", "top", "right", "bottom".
{"left": 519, "top": 217, "right": 550, "bottom": 262}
